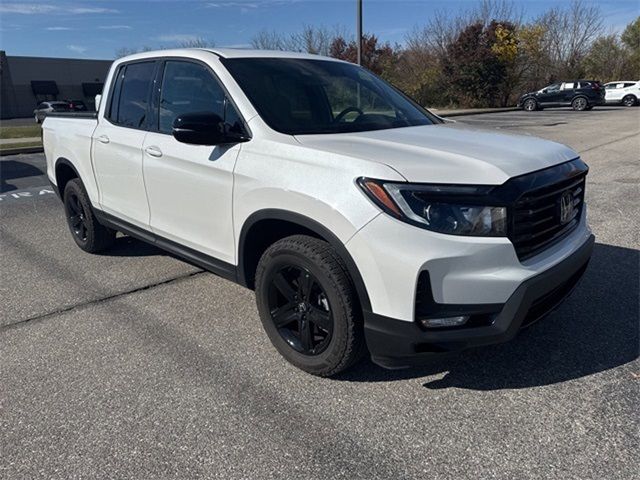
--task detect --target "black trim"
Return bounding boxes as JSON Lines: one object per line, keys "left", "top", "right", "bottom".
{"left": 44, "top": 111, "right": 98, "bottom": 119}
{"left": 94, "top": 209, "right": 237, "bottom": 282}
{"left": 237, "top": 209, "right": 372, "bottom": 312}
{"left": 365, "top": 234, "right": 595, "bottom": 369}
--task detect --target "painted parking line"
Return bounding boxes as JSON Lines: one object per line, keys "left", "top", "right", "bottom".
{"left": 0, "top": 186, "right": 56, "bottom": 203}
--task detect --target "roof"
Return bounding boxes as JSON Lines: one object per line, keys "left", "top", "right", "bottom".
{"left": 115, "top": 48, "right": 345, "bottom": 64}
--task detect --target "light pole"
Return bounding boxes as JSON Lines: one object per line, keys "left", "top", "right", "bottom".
{"left": 356, "top": 0, "right": 362, "bottom": 65}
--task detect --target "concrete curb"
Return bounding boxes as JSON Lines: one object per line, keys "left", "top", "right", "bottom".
{"left": 0, "top": 145, "right": 44, "bottom": 156}
{"left": 436, "top": 107, "right": 520, "bottom": 117}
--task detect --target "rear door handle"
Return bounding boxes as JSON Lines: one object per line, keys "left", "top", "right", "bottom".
{"left": 144, "top": 146, "right": 163, "bottom": 158}
{"left": 97, "top": 135, "right": 110, "bottom": 144}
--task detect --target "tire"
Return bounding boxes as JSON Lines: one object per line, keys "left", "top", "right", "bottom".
{"left": 522, "top": 98, "right": 537, "bottom": 111}
{"left": 255, "top": 235, "right": 366, "bottom": 377}
{"left": 622, "top": 95, "right": 637, "bottom": 107}
{"left": 572, "top": 97, "right": 588, "bottom": 111}
{"left": 63, "top": 178, "right": 115, "bottom": 253}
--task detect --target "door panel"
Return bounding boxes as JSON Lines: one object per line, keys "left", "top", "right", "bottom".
{"left": 142, "top": 134, "right": 240, "bottom": 263}
{"left": 92, "top": 123, "right": 149, "bottom": 225}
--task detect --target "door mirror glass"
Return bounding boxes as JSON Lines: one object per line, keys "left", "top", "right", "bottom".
{"left": 172, "top": 112, "right": 226, "bottom": 145}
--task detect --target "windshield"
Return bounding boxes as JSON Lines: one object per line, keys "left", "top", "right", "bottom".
{"left": 222, "top": 57, "right": 440, "bottom": 135}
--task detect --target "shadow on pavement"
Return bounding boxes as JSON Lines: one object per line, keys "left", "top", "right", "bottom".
{"left": 0, "top": 159, "right": 45, "bottom": 193}
{"left": 336, "top": 242, "right": 639, "bottom": 389}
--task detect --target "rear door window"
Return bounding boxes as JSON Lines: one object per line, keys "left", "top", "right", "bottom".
{"left": 109, "top": 61, "right": 155, "bottom": 129}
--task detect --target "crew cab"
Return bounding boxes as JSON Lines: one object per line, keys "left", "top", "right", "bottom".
{"left": 603, "top": 81, "right": 639, "bottom": 107}
{"left": 43, "top": 49, "right": 594, "bottom": 376}
{"left": 518, "top": 80, "right": 605, "bottom": 111}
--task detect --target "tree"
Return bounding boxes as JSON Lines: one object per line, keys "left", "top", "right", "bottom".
{"left": 621, "top": 17, "right": 640, "bottom": 78}
{"left": 443, "top": 22, "right": 507, "bottom": 107}
{"left": 329, "top": 34, "right": 397, "bottom": 77}
{"left": 584, "top": 35, "right": 627, "bottom": 82}
{"left": 251, "top": 25, "right": 344, "bottom": 56}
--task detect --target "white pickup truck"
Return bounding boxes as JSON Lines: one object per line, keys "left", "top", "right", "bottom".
{"left": 43, "top": 49, "right": 594, "bottom": 376}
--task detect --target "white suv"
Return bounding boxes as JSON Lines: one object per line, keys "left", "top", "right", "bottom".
{"left": 42, "top": 49, "right": 594, "bottom": 376}
{"left": 604, "top": 81, "right": 640, "bottom": 106}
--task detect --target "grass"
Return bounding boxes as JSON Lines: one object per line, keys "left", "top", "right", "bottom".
{"left": 0, "top": 124, "right": 42, "bottom": 140}
{"left": 0, "top": 141, "right": 42, "bottom": 152}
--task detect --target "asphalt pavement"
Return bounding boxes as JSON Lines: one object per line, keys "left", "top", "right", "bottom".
{"left": 1, "top": 107, "right": 638, "bottom": 479}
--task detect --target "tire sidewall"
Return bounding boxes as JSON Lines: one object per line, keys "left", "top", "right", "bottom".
{"left": 572, "top": 97, "right": 587, "bottom": 111}
{"left": 256, "top": 244, "right": 352, "bottom": 374}
{"left": 63, "top": 179, "right": 94, "bottom": 250}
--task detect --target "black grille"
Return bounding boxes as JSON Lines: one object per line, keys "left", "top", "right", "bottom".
{"left": 510, "top": 172, "right": 586, "bottom": 260}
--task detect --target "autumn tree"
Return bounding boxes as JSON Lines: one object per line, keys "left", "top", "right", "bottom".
{"left": 329, "top": 34, "right": 397, "bottom": 77}
{"left": 621, "top": 17, "right": 640, "bottom": 78}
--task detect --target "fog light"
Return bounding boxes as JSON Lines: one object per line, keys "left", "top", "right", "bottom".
{"left": 420, "top": 316, "right": 470, "bottom": 329}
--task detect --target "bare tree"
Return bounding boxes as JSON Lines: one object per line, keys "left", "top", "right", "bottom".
{"left": 251, "top": 25, "right": 346, "bottom": 55}
{"left": 178, "top": 38, "right": 216, "bottom": 48}
{"left": 537, "top": 0, "right": 603, "bottom": 78}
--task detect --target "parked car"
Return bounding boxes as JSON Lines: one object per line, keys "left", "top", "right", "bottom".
{"left": 518, "top": 80, "right": 605, "bottom": 111}
{"left": 42, "top": 49, "right": 594, "bottom": 376}
{"left": 603, "top": 81, "right": 639, "bottom": 107}
{"left": 34, "top": 101, "right": 70, "bottom": 123}
{"left": 65, "top": 99, "right": 88, "bottom": 111}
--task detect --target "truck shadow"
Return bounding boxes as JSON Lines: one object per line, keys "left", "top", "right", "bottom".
{"left": 0, "top": 159, "right": 45, "bottom": 193}
{"left": 336, "top": 242, "right": 639, "bottom": 389}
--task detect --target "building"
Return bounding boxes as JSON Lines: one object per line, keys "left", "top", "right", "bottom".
{"left": 0, "top": 51, "right": 112, "bottom": 119}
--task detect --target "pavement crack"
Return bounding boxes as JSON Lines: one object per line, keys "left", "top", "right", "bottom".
{"left": 578, "top": 131, "right": 640, "bottom": 154}
{"left": 0, "top": 270, "right": 206, "bottom": 333}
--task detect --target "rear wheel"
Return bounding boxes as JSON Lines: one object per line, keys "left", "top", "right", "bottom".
{"left": 523, "top": 99, "right": 537, "bottom": 111}
{"left": 63, "top": 178, "right": 115, "bottom": 253}
{"left": 255, "top": 235, "right": 366, "bottom": 376}
{"left": 622, "top": 95, "right": 637, "bottom": 107}
{"left": 572, "top": 97, "right": 588, "bottom": 111}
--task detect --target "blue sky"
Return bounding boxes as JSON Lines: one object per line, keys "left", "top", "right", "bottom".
{"left": 1, "top": 0, "right": 638, "bottom": 59}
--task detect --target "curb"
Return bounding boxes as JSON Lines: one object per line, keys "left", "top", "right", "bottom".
{"left": 437, "top": 107, "right": 519, "bottom": 117}
{"left": 0, "top": 146, "right": 44, "bottom": 156}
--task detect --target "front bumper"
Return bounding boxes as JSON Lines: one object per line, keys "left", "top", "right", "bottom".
{"left": 364, "top": 234, "right": 594, "bottom": 369}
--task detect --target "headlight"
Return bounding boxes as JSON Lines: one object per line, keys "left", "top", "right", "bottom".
{"left": 357, "top": 178, "right": 507, "bottom": 237}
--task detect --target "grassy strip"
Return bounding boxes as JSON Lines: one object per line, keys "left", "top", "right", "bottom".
{"left": 0, "top": 124, "right": 42, "bottom": 140}
{"left": 0, "top": 141, "right": 42, "bottom": 151}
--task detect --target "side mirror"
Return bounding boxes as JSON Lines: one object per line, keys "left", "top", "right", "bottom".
{"left": 172, "top": 112, "right": 226, "bottom": 145}
{"left": 172, "top": 112, "right": 249, "bottom": 146}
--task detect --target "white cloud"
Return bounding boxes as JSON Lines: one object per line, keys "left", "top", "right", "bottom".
{"left": 67, "top": 44, "right": 88, "bottom": 54}
{"left": 69, "top": 7, "right": 119, "bottom": 14}
{"left": 0, "top": 3, "right": 57, "bottom": 14}
{"left": 98, "top": 25, "right": 132, "bottom": 30}
{"left": 0, "top": 3, "right": 119, "bottom": 15}
{"left": 155, "top": 34, "right": 200, "bottom": 43}
{"left": 207, "top": 2, "right": 259, "bottom": 8}
{"left": 46, "top": 26, "right": 73, "bottom": 31}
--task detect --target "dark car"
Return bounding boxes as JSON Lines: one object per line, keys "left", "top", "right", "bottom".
{"left": 518, "top": 80, "right": 605, "bottom": 111}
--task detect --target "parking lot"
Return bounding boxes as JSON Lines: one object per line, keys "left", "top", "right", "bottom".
{"left": 1, "top": 107, "right": 638, "bottom": 479}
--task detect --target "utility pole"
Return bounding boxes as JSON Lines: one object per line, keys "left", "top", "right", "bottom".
{"left": 356, "top": 0, "right": 362, "bottom": 65}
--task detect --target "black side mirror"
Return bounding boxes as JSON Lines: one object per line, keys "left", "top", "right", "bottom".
{"left": 172, "top": 112, "right": 248, "bottom": 146}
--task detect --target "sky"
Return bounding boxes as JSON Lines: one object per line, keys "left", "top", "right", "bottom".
{"left": 0, "top": 0, "right": 638, "bottom": 60}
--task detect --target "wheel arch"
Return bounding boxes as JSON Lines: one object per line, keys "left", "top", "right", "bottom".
{"left": 238, "top": 209, "right": 372, "bottom": 313}
{"left": 54, "top": 157, "right": 81, "bottom": 197}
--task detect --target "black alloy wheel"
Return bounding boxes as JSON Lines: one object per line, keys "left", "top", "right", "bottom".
{"left": 267, "top": 265, "right": 333, "bottom": 355}
{"left": 623, "top": 95, "right": 637, "bottom": 107}
{"left": 66, "top": 190, "right": 89, "bottom": 242}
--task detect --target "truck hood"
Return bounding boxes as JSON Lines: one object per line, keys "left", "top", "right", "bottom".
{"left": 295, "top": 124, "right": 578, "bottom": 184}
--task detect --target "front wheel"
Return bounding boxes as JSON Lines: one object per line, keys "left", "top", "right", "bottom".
{"left": 522, "top": 99, "right": 537, "bottom": 111}
{"left": 255, "top": 235, "right": 366, "bottom": 376}
{"left": 63, "top": 178, "right": 115, "bottom": 253}
{"left": 622, "top": 95, "right": 637, "bottom": 107}
{"left": 572, "top": 97, "right": 588, "bottom": 111}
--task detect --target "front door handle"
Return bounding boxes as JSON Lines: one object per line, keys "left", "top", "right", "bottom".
{"left": 144, "top": 146, "right": 163, "bottom": 158}
{"left": 97, "top": 135, "right": 110, "bottom": 144}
